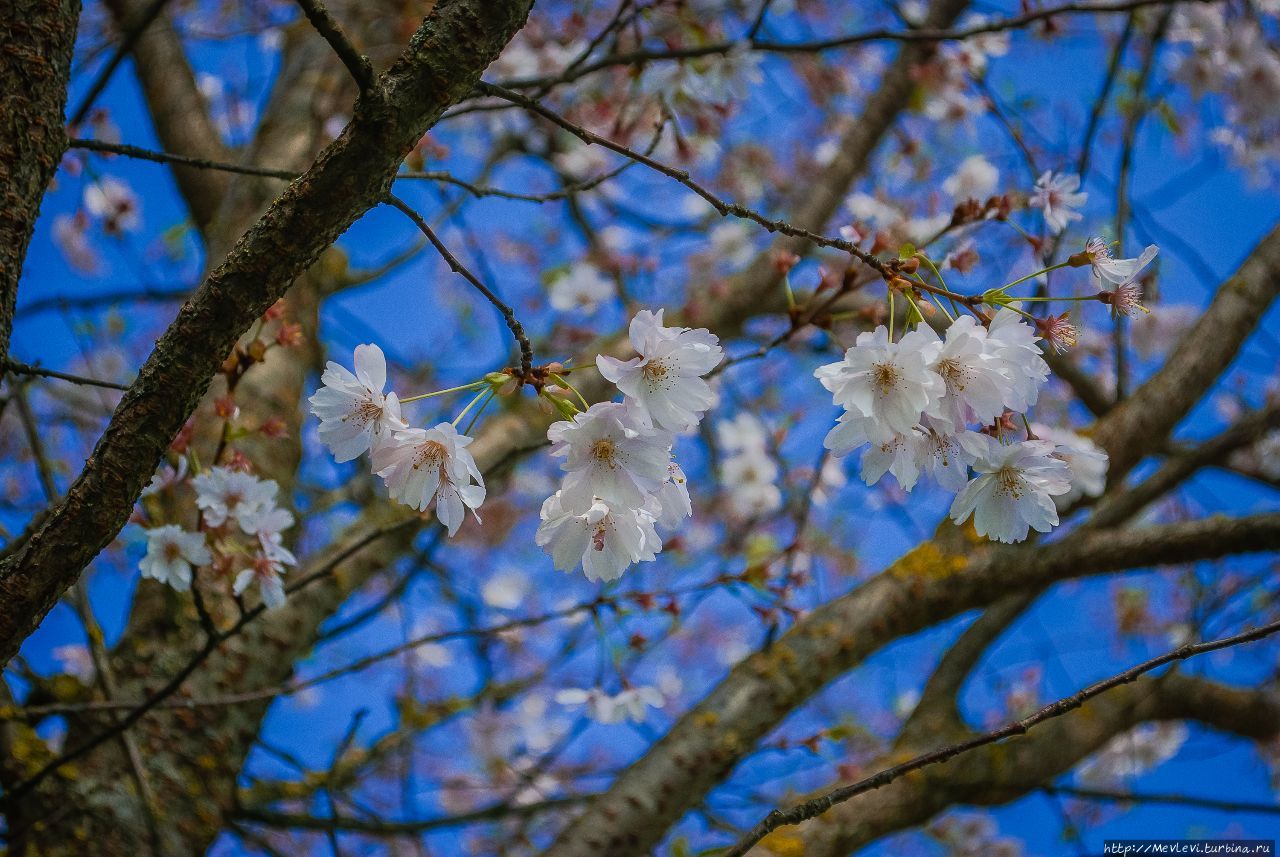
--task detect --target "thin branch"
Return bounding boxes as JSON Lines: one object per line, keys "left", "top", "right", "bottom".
{"left": 1044, "top": 785, "right": 1280, "bottom": 816}
{"left": 4, "top": 358, "right": 131, "bottom": 391}
{"left": 12, "top": 383, "right": 59, "bottom": 501}
{"left": 722, "top": 615, "right": 1280, "bottom": 856}
{"left": 16, "top": 285, "right": 190, "bottom": 319}
{"left": 476, "top": 82, "right": 893, "bottom": 278}
{"left": 383, "top": 193, "right": 534, "bottom": 377}
{"left": 72, "top": 138, "right": 635, "bottom": 205}
{"left": 70, "top": 137, "right": 296, "bottom": 179}
{"left": 292, "top": 0, "right": 374, "bottom": 91}
{"left": 69, "top": 0, "right": 171, "bottom": 127}
{"left": 238, "top": 795, "right": 587, "bottom": 836}
{"left": 490, "top": 0, "right": 1201, "bottom": 90}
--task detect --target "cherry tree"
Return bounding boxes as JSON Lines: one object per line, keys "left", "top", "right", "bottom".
{"left": 1, "top": 0, "right": 1279, "bottom": 854}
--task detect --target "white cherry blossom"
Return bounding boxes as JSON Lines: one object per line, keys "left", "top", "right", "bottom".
{"left": 309, "top": 343, "right": 407, "bottom": 462}
{"left": 919, "top": 425, "right": 985, "bottom": 491}
{"left": 193, "top": 467, "right": 278, "bottom": 528}
{"left": 372, "top": 422, "right": 486, "bottom": 536}
{"left": 943, "top": 154, "right": 999, "bottom": 201}
{"left": 814, "top": 325, "right": 943, "bottom": 440}
{"left": 921, "top": 315, "right": 1016, "bottom": 430}
{"left": 597, "top": 309, "right": 723, "bottom": 433}
{"left": 548, "top": 261, "right": 614, "bottom": 314}
{"left": 140, "top": 525, "right": 211, "bottom": 592}
{"left": 717, "top": 414, "right": 782, "bottom": 517}
{"left": 861, "top": 430, "right": 925, "bottom": 491}
{"left": 84, "top": 176, "right": 141, "bottom": 234}
{"left": 239, "top": 505, "right": 297, "bottom": 566}
{"left": 547, "top": 402, "right": 671, "bottom": 511}
{"left": 720, "top": 453, "right": 783, "bottom": 517}
{"left": 1033, "top": 423, "right": 1110, "bottom": 505}
{"left": 950, "top": 436, "right": 1072, "bottom": 543}
{"left": 1079, "top": 237, "right": 1159, "bottom": 286}
{"left": 536, "top": 492, "right": 661, "bottom": 582}
{"left": 1029, "top": 170, "right": 1087, "bottom": 235}
{"left": 554, "top": 685, "right": 664, "bottom": 724}
{"left": 655, "top": 462, "right": 692, "bottom": 530}
{"left": 985, "top": 308, "right": 1049, "bottom": 411}
{"left": 234, "top": 555, "right": 288, "bottom": 609}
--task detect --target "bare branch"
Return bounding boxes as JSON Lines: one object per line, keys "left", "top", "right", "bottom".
{"left": 292, "top": 0, "right": 375, "bottom": 91}
{"left": 726, "top": 615, "right": 1280, "bottom": 856}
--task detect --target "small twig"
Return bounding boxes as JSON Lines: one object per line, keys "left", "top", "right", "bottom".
{"left": 69, "top": 0, "right": 171, "bottom": 127}
{"left": 476, "top": 82, "right": 892, "bottom": 277}
{"left": 383, "top": 193, "right": 534, "bottom": 378}
{"left": 12, "top": 383, "right": 59, "bottom": 501}
{"left": 237, "top": 794, "right": 588, "bottom": 836}
{"left": 71, "top": 138, "right": 636, "bottom": 205}
{"left": 1043, "top": 785, "right": 1280, "bottom": 816}
{"left": 488, "top": 0, "right": 1205, "bottom": 90}
{"left": 293, "top": 0, "right": 374, "bottom": 91}
{"left": 721, "top": 615, "right": 1280, "bottom": 856}
{"left": 70, "top": 137, "right": 296, "bottom": 179}
{"left": 4, "top": 358, "right": 131, "bottom": 391}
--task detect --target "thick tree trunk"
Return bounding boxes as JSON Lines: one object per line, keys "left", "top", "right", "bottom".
{"left": 0, "top": 0, "right": 81, "bottom": 361}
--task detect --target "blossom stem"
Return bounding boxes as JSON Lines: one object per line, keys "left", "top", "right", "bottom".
{"left": 888, "top": 289, "right": 896, "bottom": 340}
{"left": 462, "top": 390, "right": 496, "bottom": 435}
{"left": 903, "top": 291, "right": 926, "bottom": 327}
{"left": 915, "top": 254, "right": 956, "bottom": 322}
{"left": 900, "top": 274, "right": 980, "bottom": 307}
{"left": 399, "top": 380, "right": 487, "bottom": 404}
{"left": 1005, "top": 294, "right": 1097, "bottom": 304}
{"left": 451, "top": 388, "right": 491, "bottom": 428}
{"left": 994, "top": 261, "right": 1071, "bottom": 294}
{"left": 783, "top": 273, "right": 797, "bottom": 311}
{"left": 551, "top": 372, "right": 591, "bottom": 412}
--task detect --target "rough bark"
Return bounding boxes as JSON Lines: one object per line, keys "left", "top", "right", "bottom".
{"left": 0, "top": 0, "right": 82, "bottom": 361}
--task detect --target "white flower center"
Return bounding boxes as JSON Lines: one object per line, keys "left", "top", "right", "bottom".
{"left": 643, "top": 360, "right": 669, "bottom": 381}
{"left": 872, "top": 361, "right": 900, "bottom": 394}
{"left": 591, "top": 438, "right": 619, "bottom": 469}
{"left": 995, "top": 466, "right": 1024, "bottom": 498}
{"left": 348, "top": 398, "right": 382, "bottom": 427}
{"left": 413, "top": 440, "right": 448, "bottom": 471}
{"left": 937, "top": 358, "right": 970, "bottom": 391}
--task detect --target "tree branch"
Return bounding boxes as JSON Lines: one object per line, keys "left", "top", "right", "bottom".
{"left": 726, "top": 615, "right": 1280, "bottom": 855}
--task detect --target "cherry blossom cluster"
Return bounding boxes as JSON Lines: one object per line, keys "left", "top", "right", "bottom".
{"left": 309, "top": 343, "right": 487, "bottom": 536}
{"left": 308, "top": 312, "right": 721, "bottom": 583}
{"left": 536, "top": 310, "right": 722, "bottom": 582}
{"left": 814, "top": 308, "right": 1107, "bottom": 543}
{"left": 140, "top": 466, "right": 297, "bottom": 608}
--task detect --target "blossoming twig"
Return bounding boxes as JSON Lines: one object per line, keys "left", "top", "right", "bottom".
{"left": 383, "top": 193, "right": 535, "bottom": 378}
